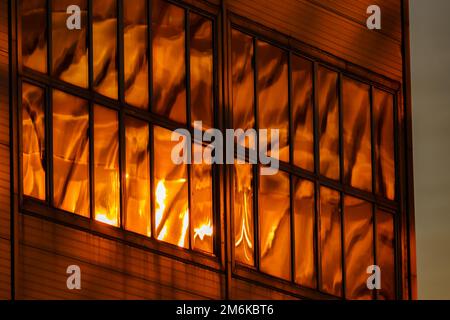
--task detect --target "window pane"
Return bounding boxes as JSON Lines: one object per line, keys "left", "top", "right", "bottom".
{"left": 21, "top": 0, "right": 47, "bottom": 73}
{"left": 234, "top": 163, "right": 254, "bottom": 266}
{"left": 292, "top": 55, "right": 314, "bottom": 171}
{"left": 374, "top": 89, "right": 395, "bottom": 200}
{"left": 52, "top": 0, "right": 88, "bottom": 88}
{"left": 53, "top": 90, "right": 89, "bottom": 217}
{"left": 319, "top": 186, "right": 342, "bottom": 296}
{"left": 190, "top": 13, "right": 213, "bottom": 128}
{"left": 344, "top": 196, "right": 373, "bottom": 300}
{"left": 93, "top": 0, "right": 118, "bottom": 99}
{"left": 152, "top": 0, "right": 186, "bottom": 124}
{"left": 231, "top": 30, "right": 254, "bottom": 134}
{"left": 293, "top": 178, "right": 316, "bottom": 288}
{"left": 257, "top": 41, "right": 289, "bottom": 162}
{"left": 259, "top": 170, "right": 291, "bottom": 280}
{"left": 153, "top": 126, "right": 189, "bottom": 248}
{"left": 343, "top": 78, "right": 372, "bottom": 191}
{"left": 376, "top": 210, "right": 396, "bottom": 300}
{"left": 22, "top": 83, "right": 46, "bottom": 200}
{"left": 318, "top": 67, "right": 340, "bottom": 180}
{"left": 124, "top": 0, "right": 149, "bottom": 109}
{"left": 191, "top": 144, "right": 213, "bottom": 253}
{"left": 125, "top": 117, "right": 151, "bottom": 236}
{"left": 94, "top": 105, "right": 120, "bottom": 226}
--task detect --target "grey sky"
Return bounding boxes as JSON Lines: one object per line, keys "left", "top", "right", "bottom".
{"left": 410, "top": 0, "right": 450, "bottom": 300}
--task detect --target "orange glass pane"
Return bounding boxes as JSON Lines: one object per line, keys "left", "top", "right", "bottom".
{"left": 231, "top": 30, "right": 254, "bottom": 133}
{"left": 93, "top": 105, "right": 120, "bottom": 226}
{"left": 53, "top": 90, "right": 89, "bottom": 217}
{"left": 293, "top": 178, "right": 316, "bottom": 288}
{"left": 52, "top": 0, "right": 88, "bottom": 88}
{"left": 153, "top": 126, "right": 189, "bottom": 248}
{"left": 259, "top": 170, "right": 291, "bottom": 280}
{"left": 343, "top": 78, "right": 372, "bottom": 191}
{"left": 152, "top": 0, "right": 186, "bottom": 124}
{"left": 191, "top": 144, "right": 213, "bottom": 253}
{"left": 21, "top": 0, "right": 47, "bottom": 73}
{"left": 343, "top": 196, "right": 373, "bottom": 300}
{"left": 124, "top": 117, "right": 151, "bottom": 236}
{"left": 234, "top": 163, "right": 254, "bottom": 265}
{"left": 374, "top": 89, "right": 395, "bottom": 200}
{"left": 257, "top": 41, "right": 289, "bottom": 162}
{"left": 318, "top": 67, "right": 340, "bottom": 180}
{"left": 22, "top": 83, "right": 46, "bottom": 200}
{"left": 319, "top": 186, "right": 342, "bottom": 296}
{"left": 376, "top": 210, "right": 396, "bottom": 300}
{"left": 190, "top": 13, "right": 213, "bottom": 128}
{"left": 124, "top": 0, "right": 149, "bottom": 109}
{"left": 93, "top": 0, "right": 118, "bottom": 99}
{"left": 292, "top": 55, "right": 314, "bottom": 171}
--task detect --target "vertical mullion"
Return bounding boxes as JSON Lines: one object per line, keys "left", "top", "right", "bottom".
{"left": 46, "top": 0, "right": 53, "bottom": 205}
{"left": 88, "top": 0, "right": 94, "bottom": 219}
{"left": 89, "top": 102, "right": 95, "bottom": 220}
{"left": 287, "top": 52, "right": 295, "bottom": 283}
{"left": 370, "top": 86, "right": 378, "bottom": 300}
{"left": 148, "top": 0, "right": 153, "bottom": 111}
{"left": 338, "top": 73, "right": 346, "bottom": 299}
{"left": 47, "top": 0, "right": 52, "bottom": 76}
{"left": 118, "top": 0, "right": 125, "bottom": 228}
{"left": 185, "top": 9, "right": 192, "bottom": 249}
{"left": 253, "top": 37, "right": 260, "bottom": 271}
{"left": 150, "top": 125, "right": 156, "bottom": 239}
{"left": 393, "top": 93, "right": 401, "bottom": 299}
{"left": 313, "top": 62, "right": 320, "bottom": 291}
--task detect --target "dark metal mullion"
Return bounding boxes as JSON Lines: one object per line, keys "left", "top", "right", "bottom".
{"left": 370, "top": 86, "right": 378, "bottom": 300}
{"left": 312, "top": 62, "right": 321, "bottom": 291}
{"left": 253, "top": 37, "right": 260, "bottom": 271}
{"left": 185, "top": 9, "right": 193, "bottom": 250}
{"left": 150, "top": 125, "right": 156, "bottom": 239}
{"left": 148, "top": 0, "right": 153, "bottom": 111}
{"left": 118, "top": 0, "right": 125, "bottom": 229}
{"left": 46, "top": 0, "right": 53, "bottom": 206}
{"left": 46, "top": 0, "right": 52, "bottom": 77}
{"left": 288, "top": 52, "right": 295, "bottom": 283}
{"left": 393, "top": 93, "right": 401, "bottom": 300}
{"left": 148, "top": 0, "right": 155, "bottom": 238}
{"left": 88, "top": 0, "right": 94, "bottom": 220}
{"left": 338, "top": 72, "right": 346, "bottom": 299}
{"left": 89, "top": 103, "right": 95, "bottom": 220}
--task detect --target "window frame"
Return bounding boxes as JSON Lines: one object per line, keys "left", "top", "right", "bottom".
{"left": 16, "top": 0, "right": 225, "bottom": 271}
{"left": 227, "top": 13, "right": 403, "bottom": 300}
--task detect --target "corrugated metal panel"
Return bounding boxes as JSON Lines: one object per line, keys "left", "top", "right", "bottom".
{"left": 17, "top": 215, "right": 223, "bottom": 299}
{"left": 228, "top": 0, "right": 402, "bottom": 81}
{"left": 0, "top": 0, "right": 10, "bottom": 301}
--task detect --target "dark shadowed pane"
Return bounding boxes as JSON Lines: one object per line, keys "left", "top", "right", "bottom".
{"left": 257, "top": 41, "right": 289, "bottom": 162}
{"left": 344, "top": 196, "right": 374, "bottom": 300}
{"left": 318, "top": 67, "right": 340, "bottom": 180}
{"left": 293, "top": 178, "right": 316, "bottom": 288}
{"left": 190, "top": 14, "right": 213, "bottom": 128}
{"left": 152, "top": 0, "right": 186, "bottom": 124}
{"left": 153, "top": 126, "right": 189, "bottom": 248}
{"left": 22, "top": 83, "right": 46, "bottom": 200}
{"left": 124, "top": 0, "right": 148, "bottom": 109}
{"left": 234, "top": 163, "right": 254, "bottom": 266}
{"left": 94, "top": 105, "right": 120, "bottom": 226}
{"left": 343, "top": 78, "right": 372, "bottom": 191}
{"left": 53, "top": 90, "right": 89, "bottom": 217}
{"left": 191, "top": 143, "right": 213, "bottom": 253}
{"left": 231, "top": 30, "right": 254, "bottom": 135}
{"left": 21, "top": 0, "right": 47, "bottom": 73}
{"left": 125, "top": 117, "right": 151, "bottom": 236}
{"left": 319, "top": 186, "right": 342, "bottom": 296}
{"left": 52, "top": 0, "right": 88, "bottom": 88}
{"left": 376, "top": 210, "right": 396, "bottom": 300}
{"left": 93, "top": 0, "right": 118, "bottom": 99}
{"left": 259, "top": 170, "right": 291, "bottom": 280}
{"left": 373, "top": 89, "right": 395, "bottom": 200}
{"left": 292, "top": 55, "right": 314, "bottom": 171}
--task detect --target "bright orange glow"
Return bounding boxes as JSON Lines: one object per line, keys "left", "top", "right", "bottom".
{"left": 95, "top": 211, "right": 119, "bottom": 226}
{"left": 194, "top": 221, "right": 213, "bottom": 241}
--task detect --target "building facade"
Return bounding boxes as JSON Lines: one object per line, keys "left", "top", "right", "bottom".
{"left": 0, "top": 0, "right": 416, "bottom": 300}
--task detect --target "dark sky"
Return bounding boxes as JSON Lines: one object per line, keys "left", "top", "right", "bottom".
{"left": 410, "top": 0, "right": 450, "bottom": 299}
